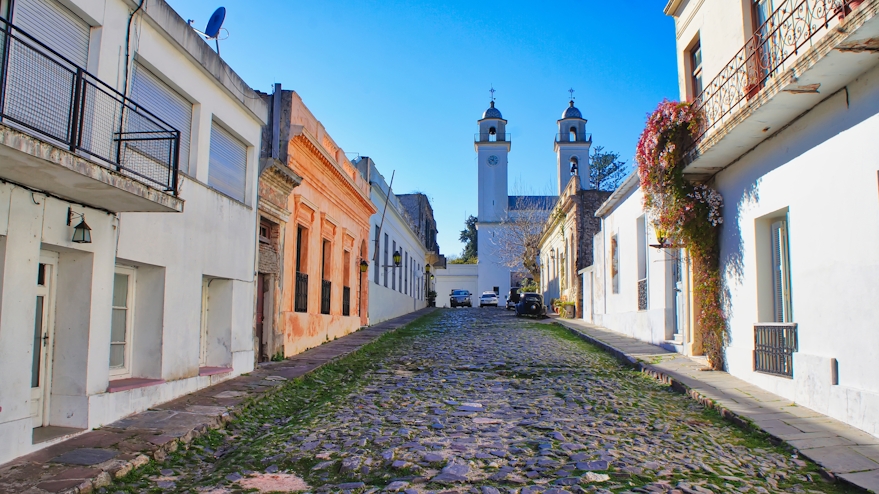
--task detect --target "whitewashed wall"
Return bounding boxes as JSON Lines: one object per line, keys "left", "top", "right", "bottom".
{"left": 434, "top": 264, "right": 478, "bottom": 307}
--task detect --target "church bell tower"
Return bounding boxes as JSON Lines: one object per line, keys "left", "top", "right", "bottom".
{"left": 554, "top": 92, "right": 591, "bottom": 195}
{"left": 475, "top": 97, "right": 510, "bottom": 222}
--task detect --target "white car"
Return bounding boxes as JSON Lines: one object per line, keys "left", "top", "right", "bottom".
{"left": 479, "top": 291, "right": 499, "bottom": 307}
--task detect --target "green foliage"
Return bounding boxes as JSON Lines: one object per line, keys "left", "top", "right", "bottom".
{"left": 448, "top": 255, "right": 477, "bottom": 264}
{"left": 519, "top": 279, "right": 539, "bottom": 293}
{"left": 458, "top": 215, "right": 478, "bottom": 262}
{"left": 589, "top": 145, "right": 628, "bottom": 191}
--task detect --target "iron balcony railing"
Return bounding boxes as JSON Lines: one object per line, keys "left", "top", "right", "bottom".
{"left": 0, "top": 17, "right": 180, "bottom": 193}
{"left": 754, "top": 323, "right": 798, "bottom": 378}
{"left": 320, "top": 280, "right": 331, "bottom": 315}
{"left": 637, "top": 278, "right": 648, "bottom": 311}
{"left": 294, "top": 272, "right": 308, "bottom": 313}
{"left": 692, "top": 0, "right": 850, "bottom": 143}
{"left": 474, "top": 133, "right": 511, "bottom": 143}
{"left": 555, "top": 133, "right": 592, "bottom": 143}
{"left": 342, "top": 286, "right": 351, "bottom": 316}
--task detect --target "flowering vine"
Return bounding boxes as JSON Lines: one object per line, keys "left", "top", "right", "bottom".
{"left": 635, "top": 100, "right": 726, "bottom": 369}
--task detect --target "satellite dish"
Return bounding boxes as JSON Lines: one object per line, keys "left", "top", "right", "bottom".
{"left": 204, "top": 7, "right": 226, "bottom": 39}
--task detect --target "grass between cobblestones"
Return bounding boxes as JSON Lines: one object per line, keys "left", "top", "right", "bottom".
{"left": 108, "top": 310, "right": 857, "bottom": 493}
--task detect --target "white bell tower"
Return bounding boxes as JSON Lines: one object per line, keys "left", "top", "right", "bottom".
{"left": 475, "top": 93, "right": 512, "bottom": 295}
{"left": 475, "top": 99, "right": 510, "bottom": 222}
{"left": 554, "top": 93, "right": 591, "bottom": 195}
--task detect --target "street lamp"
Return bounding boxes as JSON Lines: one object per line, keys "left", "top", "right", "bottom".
{"left": 392, "top": 249, "right": 402, "bottom": 266}
{"left": 359, "top": 259, "right": 369, "bottom": 272}
{"left": 67, "top": 208, "right": 91, "bottom": 244}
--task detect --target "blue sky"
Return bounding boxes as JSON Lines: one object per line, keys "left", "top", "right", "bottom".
{"left": 168, "top": 0, "right": 680, "bottom": 257}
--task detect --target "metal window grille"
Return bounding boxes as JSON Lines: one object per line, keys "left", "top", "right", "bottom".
{"left": 754, "top": 323, "right": 798, "bottom": 378}
{"left": 0, "top": 18, "right": 180, "bottom": 193}
{"left": 342, "top": 286, "right": 351, "bottom": 316}
{"left": 637, "top": 278, "right": 648, "bottom": 311}
{"left": 320, "top": 280, "right": 331, "bottom": 315}
{"left": 294, "top": 272, "right": 308, "bottom": 313}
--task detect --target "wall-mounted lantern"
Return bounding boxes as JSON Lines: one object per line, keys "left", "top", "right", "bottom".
{"left": 359, "top": 259, "right": 369, "bottom": 273}
{"left": 392, "top": 249, "right": 402, "bottom": 266}
{"left": 425, "top": 264, "right": 431, "bottom": 274}
{"left": 67, "top": 208, "right": 92, "bottom": 244}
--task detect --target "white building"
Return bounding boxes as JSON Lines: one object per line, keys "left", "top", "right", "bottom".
{"left": 356, "top": 157, "right": 430, "bottom": 324}
{"left": 589, "top": 0, "right": 879, "bottom": 438}
{"left": 0, "top": 0, "right": 265, "bottom": 464}
{"left": 585, "top": 174, "right": 697, "bottom": 355}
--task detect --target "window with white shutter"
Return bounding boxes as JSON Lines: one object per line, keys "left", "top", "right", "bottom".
{"left": 130, "top": 63, "right": 192, "bottom": 174}
{"left": 770, "top": 220, "right": 792, "bottom": 322}
{"left": 13, "top": 0, "right": 90, "bottom": 68}
{"left": 208, "top": 121, "right": 247, "bottom": 202}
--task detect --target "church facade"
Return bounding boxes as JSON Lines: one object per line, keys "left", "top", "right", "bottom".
{"left": 473, "top": 98, "right": 606, "bottom": 306}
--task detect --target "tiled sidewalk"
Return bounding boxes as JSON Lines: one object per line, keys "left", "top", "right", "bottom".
{"left": 0, "top": 308, "right": 435, "bottom": 494}
{"left": 554, "top": 316, "right": 879, "bottom": 493}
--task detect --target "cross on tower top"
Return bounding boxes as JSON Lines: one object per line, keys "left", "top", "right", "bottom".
{"left": 568, "top": 88, "right": 575, "bottom": 101}
{"left": 490, "top": 85, "right": 496, "bottom": 102}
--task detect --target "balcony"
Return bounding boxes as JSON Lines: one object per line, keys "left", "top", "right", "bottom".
{"left": 295, "top": 272, "right": 308, "bottom": 312}
{"left": 320, "top": 280, "right": 331, "bottom": 315}
{"left": 686, "top": 0, "right": 879, "bottom": 178}
{"left": 474, "top": 133, "right": 511, "bottom": 143}
{"left": 555, "top": 133, "right": 592, "bottom": 143}
{"left": 0, "top": 18, "right": 182, "bottom": 212}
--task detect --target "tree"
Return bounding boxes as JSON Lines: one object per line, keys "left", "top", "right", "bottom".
{"left": 590, "top": 146, "right": 628, "bottom": 191}
{"left": 459, "top": 215, "right": 478, "bottom": 262}
{"left": 492, "top": 196, "right": 553, "bottom": 284}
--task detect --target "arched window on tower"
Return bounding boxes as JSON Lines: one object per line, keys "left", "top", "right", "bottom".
{"left": 569, "top": 126, "right": 577, "bottom": 142}
{"left": 570, "top": 156, "right": 579, "bottom": 176}
{"left": 489, "top": 126, "right": 497, "bottom": 142}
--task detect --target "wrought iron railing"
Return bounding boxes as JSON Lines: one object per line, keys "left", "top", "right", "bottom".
{"left": 754, "top": 323, "right": 798, "bottom": 378}
{"left": 555, "top": 133, "right": 592, "bottom": 143}
{"left": 637, "top": 278, "right": 648, "bottom": 311}
{"left": 342, "top": 286, "right": 351, "bottom": 316}
{"left": 321, "top": 280, "right": 331, "bottom": 315}
{"left": 474, "top": 133, "right": 511, "bottom": 143}
{"left": 0, "top": 17, "right": 180, "bottom": 193}
{"left": 294, "top": 272, "right": 308, "bottom": 313}
{"left": 692, "top": 0, "right": 847, "bottom": 142}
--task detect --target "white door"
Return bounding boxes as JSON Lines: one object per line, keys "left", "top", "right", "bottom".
{"left": 672, "top": 249, "right": 685, "bottom": 340}
{"left": 31, "top": 252, "right": 58, "bottom": 428}
{"left": 199, "top": 278, "right": 209, "bottom": 367}
{"left": 110, "top": 266, "right": 136, "bottom": 379}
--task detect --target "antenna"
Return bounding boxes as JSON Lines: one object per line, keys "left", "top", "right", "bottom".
{"left": 187, "top": 7, "right": 226, "bottom": 55}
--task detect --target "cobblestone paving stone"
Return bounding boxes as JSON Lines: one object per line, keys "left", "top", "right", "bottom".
{"left": 109, "top": 309, "right": 857, "bottom": 493}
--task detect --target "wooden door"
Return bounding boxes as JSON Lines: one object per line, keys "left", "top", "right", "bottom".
{"left": 31, "top": 252, "right": 58, "bottom": 428}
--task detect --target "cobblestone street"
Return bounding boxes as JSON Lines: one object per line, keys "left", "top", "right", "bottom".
{"left": 111, "top": 309, "right": 855, "bottom": 493}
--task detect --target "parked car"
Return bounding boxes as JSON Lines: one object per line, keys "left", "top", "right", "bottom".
{"left": 505, "top": 288, "right": 521, "bottom": 311}
{"left": 450, "top": 289, "right": 472, "bottom": 308}
{"left": 516, "top": 293, "right": 547, "bottom": 317}
{"left": 479, "top": 291, "right": 499, "bottom": 307}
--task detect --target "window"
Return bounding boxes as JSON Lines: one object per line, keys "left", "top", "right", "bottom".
{"left": 610, "top": 235, "right": 620, "bottom": 294}
{"left": 374, "top": 226, "right": 380, "bottom": 284}
{"left": 690, "top": 40, "right": 703, "bottom": 98}
{"left": 569, "top": 127, "right": 577, "bottom": 141}
{"left": 208, "top": 121, "right": 247, "bottom": 202}
{"left": 384, "top": 234, "right": 389, "bottom": 287}
{"left": 321, "top": 239, "right": 332, "bottom": 281}
{"left": 636, "top": 216, "right": 648, "bottom": 310}
{"left": 404, "top": 252, "right": 408, "bottom": 294}
{"left": 259, "top": 219, "right": 271, "bottom": 244}
{"left": 294, "top": 226, "right": 308, "bottom": 313}
{"left": 771, "top": 220, "right": 792, "bottom": 322}
{"left": 110, "top": 266, "right": 136, "bottom": 377}
{"left": 130, "top": 63, "right": 193, "bottom": 174}
{"left": 392, "top": 240, "right": 397, "bottom": 290}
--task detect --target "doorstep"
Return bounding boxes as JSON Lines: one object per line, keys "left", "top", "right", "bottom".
{"left": 199, "top": 366, "right": 233, "bottom": 377}
{"left": 106, "top": 378, "right": 165, "bottom": 393}
{"left": 32, "top": 426, "right": 86, "bottom": 445}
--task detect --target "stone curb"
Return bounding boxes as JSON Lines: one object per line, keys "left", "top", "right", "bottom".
{"left": 552, "top": 321, "right": 870, "bottom": 493}
{"left": 41, "top": 308, "right": 436, "bottom": 494}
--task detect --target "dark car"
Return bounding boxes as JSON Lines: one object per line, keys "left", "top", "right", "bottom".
{"left": 515, "top": 293, "right": 546, "bottom": 317}
{"left": 505, "top": 288, "right": 521, "bottom": 311}
{"left": 450, "top": 289, "right": 472, "bottom": 308}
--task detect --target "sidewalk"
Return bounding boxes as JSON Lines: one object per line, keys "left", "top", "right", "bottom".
{"left": 553, "top": 316, "right": 879, "bottom": 493}
{"left": 0, "top": 308, "right": 435, "bottom": 494}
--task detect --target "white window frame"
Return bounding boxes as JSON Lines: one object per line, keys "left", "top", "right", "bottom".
{"left": 109, "top": 265, "right": 137, "bottom": 379}
{"left": 770, "top": 219, "right": 793, "bottom": 323}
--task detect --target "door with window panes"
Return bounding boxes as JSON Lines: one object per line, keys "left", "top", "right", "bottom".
{"left": 110, "top": 267, "right": 136, "bottom": 378}
{"left": 31, "top": 252, "right": 58, "bottom": 428}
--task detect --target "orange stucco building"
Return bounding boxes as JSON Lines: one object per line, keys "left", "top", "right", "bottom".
{"left": 269, "top": 90, "right": 375, "bottom": 356}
